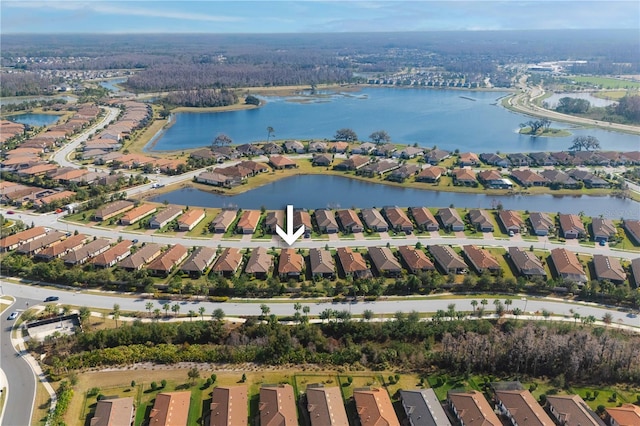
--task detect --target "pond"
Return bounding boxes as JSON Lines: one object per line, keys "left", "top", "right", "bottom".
{"left": 99, "top": 78, "right": 127, "bottom": 92}
{"left": 150, "top": 175, "right": 639, "bottom": 220}
{"left": 8, "top": 113, "right": 61, "bottom": 127}
{"left": 544, "top": 92, "right": 617, "bottom": 108}
{"left": 147, "top": 87, "right": 639, "bottom": 153}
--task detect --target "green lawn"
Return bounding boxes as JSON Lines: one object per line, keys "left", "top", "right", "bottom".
{"left": 566, "top": 76, "right": 640, "bottom": 89}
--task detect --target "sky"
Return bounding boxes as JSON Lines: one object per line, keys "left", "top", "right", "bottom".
{"left": 1, "top": 1, "right": 639, "bottom": 34}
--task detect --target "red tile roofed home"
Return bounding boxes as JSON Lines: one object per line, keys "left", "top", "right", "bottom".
{"left": 33, "top": 190, "right": 77, "bottom": 208}
{"left": 278, "top": 248, "right": 304, "bottom": 281}
{"left": 35, "top": 233, "right": 87, "bottom": 261}
{"left": 448, "top": 390, "right": 501, "bottom": 426}
{"left": 549, "top": 248, "right": 587, "bottom": 284}
{"left": 149, "top": 391, "right": 191, "bottom": 426}
{"left": 416, "top": 166, "right": 446, "bottom": 183}
{"left": 293, "top": 210, "right": 313, "bottom": 234}
{"left": 408, "top": 207, "right": 439, "bottom": 231}
{"left": 264, "top": 210, "right": 285, "bottom": 234}
{"left": 17, "top": 162, "right": 58, "bottom": 177}
{"left": 50, "top": 168, "right": 88, "bottom": 183}
{"left": 546, "top": 395, "right": 605, "bottom": 426}
{"left": 90, "top": 397, "right": 135, "bottom": 426}
{"left": 494, "top": 389, "right": 554, "bottom": 426}
{"left": 236, "top": 210, "right": 261, "bottom": 234}
{"left": 510, "top": 169, "right": 549, "bottom": 187}
{"left": 397, "top": 245, "right": 434, "bottom": 273}
{"left": 382, "top": 206, "right": 413, "bottom": 233}
{"left": 16, "top": 231, "right": 66, "bottom": 255}
{"left": 120, "top": 204, "right": 157, "bottom": 226}
{"left": 452, "top": 168, "right": 478, "bottom": 186}
{"left": 353, "top": 388, "right": 400, "bottom": 426}
{"left": 177, "top": 208, "right": 205, "bottom": 231}
{"left": 498, "top": 210, "right": 525, "bottom": 234}
{"left": 336, "top": 247, "right": 372, "bottom": 279}
{"left": 0, "top": 226, "right": 48, "bottom": 252}
{"left": 210, "top": 386, "right": 248, "bottom": 426}
{"left": 463, "top": 245, "right": 501, "bottom": 274}
{"left": 90, "top": 240, "right": 133, "bottom": 268}
{"left": 147, "top": 244, "right": 188, "bottom": 276}
{"left": 306, "top": 385, "right": 349, "bottom": 426}
{"left": 259, "top": 384, "right": 297, "bottom": 426}
{"left": 529, "top": 211, "right": 554, "bottom": 236}
{"left": 458, "top": 151, "right": 480, "bottom": 166}
{"left": 558, "top": 214, "right": 587, "bottom": 239}
{"left": 592, "top": 254, "right": 627, "bottom": 284}
{"left": 211, "top": 248, "right": 243, "bottom": 277}
{"left": 606, "top": 404, "right": 640, "bottom": 426}
{"left": 268, "top": 155, "right": 297, "bottom": 169}
{"left": 336, "top": 209, "right": 364, "bottom": 233}
{"left": 333, "top": 155, "right": 370, "bottom": 171}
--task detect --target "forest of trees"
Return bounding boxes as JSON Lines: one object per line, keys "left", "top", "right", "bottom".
{"left": 40, "top": 315, "right": 640, "bottom": 386}
{"left": 160, "top": 88, "right": 238, "bottom": 108}
{"left": 0, "top": 72, "right": 57, "bottom": 97}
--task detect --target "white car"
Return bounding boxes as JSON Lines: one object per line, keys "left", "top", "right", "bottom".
{"left": 7, "top": 311, "right": 18, "bottom": 320}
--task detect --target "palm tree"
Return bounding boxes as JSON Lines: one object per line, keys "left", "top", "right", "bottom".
{"left": 112, "top": 304, "right": 121, "bottom": 328}
{"left": 171, "top": 303, "right": 180, "bottom": 318}
{"left": 480, "top": 299, "right": 488, "bottom": 309}
{"left": 188, "top": 310, "right": 196, "bottom": 321}
{"left": 198, "top": 306, "right": 206, "bottom": 320}
{"left": 363, "top": 309, "right": 374, "bottom": 322}
{"left": 260, "top": 304, "right": 270, "bottom": 320}
{"left": 266, "top": 126, "right": 275, "bottom": 143}
{"left": 504, "top": 299, "right": 513, "bottom": 312}
{"left": 162, "top": 302, "right": 170, "bottom": 318}
{"left": 573, "top": 312, "right": 581, "bottom": 326}
{"left": 145, "top": 302, "right": 154, "bottom": 317}
{"left": 470, "top": 300, "right": 478, "bottom": 311}
{"left": 294, "top": 302, "right": 302, "bottom": 314}
{"left": 302, "top": 305, "right": 310, "bottom": 318}
{"left": 153, "top": 308, "right": 161, "bottom": 320}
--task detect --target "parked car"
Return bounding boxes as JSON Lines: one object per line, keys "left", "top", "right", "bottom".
{"left": 6, "top": 210, "right": 15, "bottom": 215}
{"left": 599, "top": 239, "right": 606, "bottom": 246}
{"left": 44, "top": 296, "right": 60, "bottom": 302}
{"left": 508, "top": 230, "right": 515, "bottom": 237}
{"left": 7, "top": 312, "right": 18, "bottom": 320}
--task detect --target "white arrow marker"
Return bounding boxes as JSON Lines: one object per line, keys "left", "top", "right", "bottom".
{"left": 276, "top": 205, "right": 305, "bottom": 246}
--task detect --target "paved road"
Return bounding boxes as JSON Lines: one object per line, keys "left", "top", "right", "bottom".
{"left": 0, "top": 295, "right": 39, "bottom": 426}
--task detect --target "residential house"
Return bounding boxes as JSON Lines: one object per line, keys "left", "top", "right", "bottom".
{"left": 119, "top": 204, "right": 157, "bottom": 226}
{"left": 606, "top": 404, "right": 640, "bottom": 426}
{"left": 217, "top": 165, "right": 253, "bottom": 182}
{"left": 283, "top": 140, "right": 305, "bottom": 154}
{"left": 368, "top": 246, "right": 402, "bottom": 277}
{"left": 329, "top": 141, "right": 349, "bottom": 153}
{"left": 337, "top": 247, "right": 372, "bottom": 278}
{"left": 236, "top": 143, "right": 264, "bottom": 157}
{"left": 494, "top": 390, "right": 554, "bottom": 426}
{"left": 312, "top": 154, "right": 333, "bottom": 167}
{"left": 458, "top": 152, "right": 480, "bottom": 166}
{"left": 63, "top": 239, "right": 111, "bottom": 266}
{"left": 528, "top": 152, "right": 556, "bottom": 166}
{"left": 592, "top": 255, "right": 626, "bottom": 284}
{"left": 416, "top": 166, "right": 445, "bottom": 183}
{"left": 211, "top": 248, "right": 243, "bottom": 277}
{"left": 90, "top": 397, "right": 135, "bottom": 426}
{"left": 353, "top": 388, "right": 400, "bottom": 426}
{"left": 309, "top": 248, "right": 335, "bottom": 279}
{"left": 540, "top": 169, "right": 580, "bottom": 189}
{"left": 546, "top": 395, "right": 605, "bottom": 426}
{"left": 244, "top": 247, "right": 273, "bottom": 279}
{"left": 383, "top": 206, "right": 413, "bottom": 233}
{"left": 90, "top": 240, "right": 132, "bottom": 269}
{"left": 361, "top": 208, "right": 388, "bottom": 232}
{"left": 259, "top": 384, "right": 297, "bottom": 426}
{"left": 437, "top": 208, "right": 465, "bottom": 232}
{"left": 336, "top": 209, "right": 364, "bottom": 233}
{"left": 397, "top": 245, "right": 434, "bottom": 273}
{"left": 314, "top": 209, "right": 339, "bottom": 233}
{"left": 452, "top": 168, "right": 478, "bottom": 186}
{"left": 149, "top": 205, "right": 183, "bottom": 229}
{"left": 261, "top": 142, "right": 282, "bottom": 155}
{"left": 550, "top": 151, "right": 575, "bottom": 165}
{"left": 429, "top": 245, "right": 467, "bottom": 274}
{"left": 210, "top": 146, "right": 238, "bottom": 160}
{"left": 374, "top": 143, "right": 396, "bottom": 157}
{"left": 236, "top": 210, "right": 261, "bottom": 234}
{"left": 400, "top": 389, "right": 451, "bottom": 426}
{"left": 93, "top": 200, "right": 135, "bottom": 221}
{"left": 117, "top": 243, "right": 162, "bottom": 271}
{"left": 306, "top": 385, "right": 349, "bottom": 426}
{"left": 351, "top": 142, "right": 376, "bottom": 155}
{"left": 631, "top": 258, "right": 640, "bottom": 289}
{"left": 506, "top": 152, "right": 532, "bottom": 166}
{"left": 196, "top": 171, "right": 231, "bottom": 187}
{"left": 550, "top": 248, "right": 588, "bottom": 284}
{"left": 268, "top": 155, "right": 297, "bottom": 169}
{"left": 293, "top": 210, "right": 312, "bottom": 237}
{"left": 357, "top": 159, "right": 400, "bottom": 177}
{"left": 278, "top": 249, "right": 304, "bottom": 281}
{"left": 508, "top": 247, "right": 546, "bottom": 279}
{"left": 448, "top": 390, "right": 501, "bottom": 426}
{"left": 16, "top": 231, "right": 66, "bottom": 255}
{"left": 623, "top": 219, "right": 640, "bottom": 244}
{"left": 387, "top": 164, "right": 421, "bottom": 182}
{"left": 0, "top": 226, "right": 48, "bottom": 252}
{"left": 210, "top": 210, "right": 237, "bottom": 234}
{"left": 529, "top": 212, "right": 555, "bottom": 236}
{"left": 568, "top": 169, "right": 610, "bottom": 188}
{"left": 264, "top": 211, "right": 284, "bottom": 234}
{"left": 35, "top": 234, "right": 87, "bottom": 261}
{"left": 510, "top": 169, "right": 549, "bottom": 187}
{"left": 32, "top": 190, "right": 77, "bottom": 209}
{"left": 498, "top": 210, "right": 525, "bottom": 234}
{"left": 463, "top": 245, "right": 501, "bottom": 274}
{"left": 147, "top": 244, "right": 189, "bottom": 277}
{"left": 559, "top": 214, "right": 587, "bottom": 239}
{"left": 177, "top": 209, "right": 205, "bottom": 231}
{"left": 409, "top": 207, "right": 439, "bottom": 232}
{"left": 308, "top": 141, "right": 328, "bottom": 153}
{"left": 478, "top": 169, "right": 514, "bottom": 189}
{"left": 333, "top": 155, "right": 370, "bottom": 171}
{"left": 181, "top": 247, "right": 216, "bottom": 278}
{"left": 425, "top": 148, "right": 450, "bottom": 164}
{"left": 238, "top": 160, "right": 270, "bottom": 175}
{"left": 148, "top": 392, "right": 191, "bottom": 426}
{"left": 480, "top": 152, "right": 510, "bottom": 167}
{"left": 210, "top": 386, "right": 248, "bottom": 426}
{"left": 468, "top": 209, "right": 494, "bottom": 232}
{"left": 397, "top": 146, "right": 424, "bottom": 159}
{"left": 591, "top": 218, "right": 616, "bottom": 243}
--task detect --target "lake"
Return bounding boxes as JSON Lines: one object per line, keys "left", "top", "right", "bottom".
{"left": 544, "top": 92, "right": 616, "bottom": 108}
{"left": 150, "top": 175, "right": 640, "bottom": 220}
{"left": 147, "top": 87, "right": 639, "bottom": 153}
{"left": 9, "top": 113, "right": 61, "bottom": 127}
{"left": 99, "top": 78, "right": 127, "bottom": 92}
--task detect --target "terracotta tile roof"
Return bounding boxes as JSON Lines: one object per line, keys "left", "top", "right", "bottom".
{"left": 336, "top": 247, "right": 368, "bottom": 274}
{"left": 606, "top": 404, "right": 640, "bottom": 426}
{"left": 336, "top": 209, "right": 363, "bottom": 231}
{"left": 244, "top": 247, "right": 273, "bottom": 275}
{"left": 382, "top": 206, "right": 412, "bottom": 229}
{"left": 448, "top": 390, "right": 501, "bottom": 426}
{"left": 236, "top": 210, "right": 261, "bottom": 232}
{"left": 478, "top": 169, "right": 503, "bottom": 181}
{"left": 306, "top": 386, "right": 349, "bottom": 426}
{"left": 463, "top": 245, "right": 501, "bottom": 272}
{"left": 293, "top": 210, "right": 312, "bottom": 230}
{"left": 147, "top": 244, "right": 188, "bottom": 273}
{"left": 278, "top": 248, "right": 304, "bottom": 275}
{"left": 511, "top": 169, "right": 548, "bottom": 185}
{"left": 409, "top": 207, "right": 438, "bottom": 229}
{"left": 91, "top": 240, "right": 132, "bottom": 267}
{"left": 36, "top": 234, "right": 87, "bottom": 260}
{"left": 452, "top": 168, "right": 477, "bottom": 181}
{"left": 559, "top": 214, "right": 586, "bottom": 236}
{"left": 149, "top": 391, "right": 191, "bottom": 426}
{"left": 260, "top": 384, "right": 297, "bottom": 426}
{"left": 416, "top": 166, "right": 446, "bottom": 180}
{"left": 211, "top": 248, "right": 243, "bottom": 274}
{"left": 120, "top": 204, "right": 157, "bottom": 224}
{"left": 353, "top": 388, "right": 400, "bottom": 426}
{"left": 210, "top": 386, "right": 248, "bottom": 426}
{"left": 177, "top": 209, "right": 205, "bottom": 230}
{"left": 90, "top": 397, "right": 135, "bottom": 426}
{"left": 268, "top": 155, "right": 296, "bottom": 168}
{"left": 397, "top": 245, "right": 434, "bottom": 272}
{"left": 0, "top": 226, "right": 47, "bottom": 250}
{"left": 592, "top": 254, "right": 626, "bottom": 282}
{"left": 550, "top": 248, "right": 586, "bottom": 281}
{"left": 498, "top": 210, "right": 525, "bottom": 230}
{"left": 495, "top": 390, "right": 554, "bottom": 426}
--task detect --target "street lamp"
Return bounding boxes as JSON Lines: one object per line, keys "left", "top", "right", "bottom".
{"left": 521, "top": 297, "right": 528, "bottom": 314}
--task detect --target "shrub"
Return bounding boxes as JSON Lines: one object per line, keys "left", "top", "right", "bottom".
{"left": 150, "top": 382, "right": 158, "bottom": 391}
